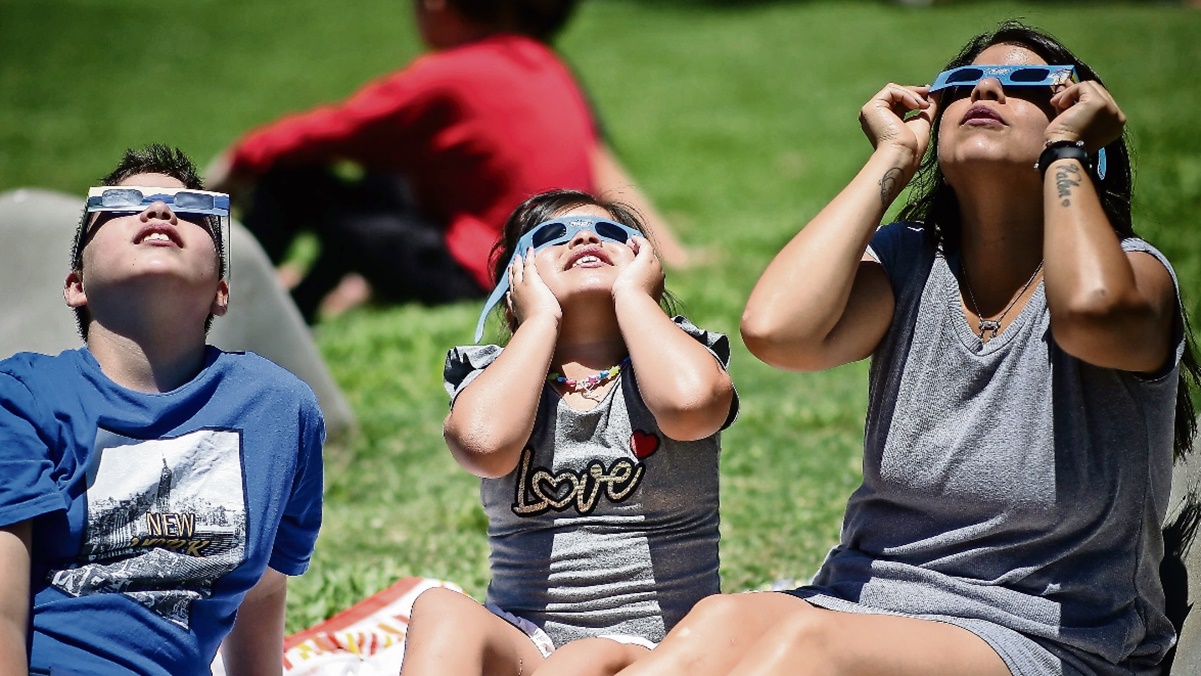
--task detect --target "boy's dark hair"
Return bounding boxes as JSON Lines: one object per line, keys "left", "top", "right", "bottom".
{"left": 449, "top": 0, "right": 579, "bottom": 42}
{"left": 70, "top": 144, "right": 225, "bottom": 339}
{"left": 489, "top": 189, "right": 677, "bottom": 335}
{"left": 898, "top": 20, "right": 1199, "bottom": 460}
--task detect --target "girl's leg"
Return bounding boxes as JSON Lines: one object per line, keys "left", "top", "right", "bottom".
{"left": 400, "top": 587, "right": 546, "bottom": 676}
{"left": 531, "top": 637, "right": 650, "bottom": 676}
{"left": 728, "top": 604, "right": 1009, "bottom": 676}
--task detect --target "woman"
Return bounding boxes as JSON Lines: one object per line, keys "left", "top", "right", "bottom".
{"left": 617, "top": 21, "right": 1198, "bottom": 676}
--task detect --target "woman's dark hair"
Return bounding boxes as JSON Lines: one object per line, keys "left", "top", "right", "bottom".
{"left": 900, "top": 20, "right": 1133, "bottom": 252}
{"left": 448, "top": 0, "right": 579, "bottom": 43}
{"left": 899, "top": 20, "right": 1198, "bottom": 459}
{"left": 488, "top": 189, "right": 677, "bottom": 335}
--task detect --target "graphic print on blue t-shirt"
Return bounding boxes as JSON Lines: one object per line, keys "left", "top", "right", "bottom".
{"left": 511, "top": 431, "right": 659, "bottom": 516}
{"left": 49, "top": 428, "right": 246, "bottom": 629}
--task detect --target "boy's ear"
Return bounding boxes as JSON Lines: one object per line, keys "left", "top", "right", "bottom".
{"left": 64, "top": 270, "right": 87, "bottom": 309}
{"left": 210, "top": 279, "right": 230, "bottom": 318}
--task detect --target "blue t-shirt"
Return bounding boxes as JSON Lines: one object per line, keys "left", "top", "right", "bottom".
{"left": 0, "top": 347, "right": 325, "bottom": 675}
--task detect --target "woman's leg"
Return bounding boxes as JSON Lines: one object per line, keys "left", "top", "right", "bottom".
{"left": 531, "top": 637, "right": 649, "bottom": 676}
{"left": 616, "top": 592, "right": 803, "bottom": 676}
{"left": 727, "top": 604, "right": 1009, "bottom": 676}
{"left": 616, "top": 592, "right": 1010, "bottom": 676}
{"left": 400, "top": 587, "right": 546, "bottom": 676}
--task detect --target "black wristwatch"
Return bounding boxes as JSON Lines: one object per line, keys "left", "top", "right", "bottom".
{"left": 1035, "top": 140, "right": 1092, "bottom": 180}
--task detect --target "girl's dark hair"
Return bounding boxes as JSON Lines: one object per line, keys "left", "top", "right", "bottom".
{"left": 449, "top": 0, "right": 579, "bottom": 42}
{"left": 898, "top": 20, "right": 1198, "bottom": 459}
{"left": 489, "top": 189, "right": 677, "bottom": 334}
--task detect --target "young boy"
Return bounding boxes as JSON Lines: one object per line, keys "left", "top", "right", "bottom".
{"left": 0, "top": 144, "right": 324, "bottom": 675}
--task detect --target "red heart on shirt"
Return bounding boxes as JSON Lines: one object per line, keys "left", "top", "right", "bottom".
{"left": 629, "top": 431, "right": 660, "bottom": 459}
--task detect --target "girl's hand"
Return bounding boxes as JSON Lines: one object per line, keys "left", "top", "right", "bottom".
{"left": 1045, "top": 80, "right": 1126, "bottom": 150}
{"left": 506, "top": 248, "right": 562, "bottom": 327}
{"left": 612, "top": 236, "right": 665, "bottom": 302}
{"left": 858, "top": 83, "right": 938, "bottom": 170}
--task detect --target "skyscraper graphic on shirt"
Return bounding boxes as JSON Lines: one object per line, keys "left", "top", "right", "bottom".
{"left": 50, "top": 428, "right": 246, "bottom": 628}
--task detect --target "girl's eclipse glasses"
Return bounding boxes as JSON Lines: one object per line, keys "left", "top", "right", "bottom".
{"left": 84, "top": 186, "right": 232, "bottom": 277}
{"left": 474, "top": 216, "right": 640, "bottom": 342}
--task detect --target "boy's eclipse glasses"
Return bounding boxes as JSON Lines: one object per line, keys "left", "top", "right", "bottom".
{"left": 84, "top": 186, "right": 232, "bottom": 277}
{"left": 929, "top": 64, "right": 1077, "bottom": 94}
{"left": 86, "top": 187, "right": 231, "bottom": 217}
{"left": 473, "top": 216, "right": 641, "bottom": 342}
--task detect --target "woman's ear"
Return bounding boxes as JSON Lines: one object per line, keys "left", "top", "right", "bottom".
{"left": 64, "top": 270, "right": 87, "bottom": 309}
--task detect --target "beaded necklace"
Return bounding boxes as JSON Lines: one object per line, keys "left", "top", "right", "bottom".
{"left": 548, "top": 357, "right": 630, "bottom": 394}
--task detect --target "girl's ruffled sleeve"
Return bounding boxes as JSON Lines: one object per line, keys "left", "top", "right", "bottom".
{"left": 672, "top": 316, "right": 732, "bottom": 370}
{"left": 443, "top": 344, "right": 504, "bottom": 405}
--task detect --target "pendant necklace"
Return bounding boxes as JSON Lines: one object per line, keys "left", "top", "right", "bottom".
{"left": 548, "top": 357, "right": 630, "bottom": 400}
{"left": 961, "top": 260, "right": 1043, "bottom": 341}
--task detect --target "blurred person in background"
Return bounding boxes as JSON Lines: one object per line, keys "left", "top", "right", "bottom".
{"left": 210, "top": 0, "right": 691, "bottom": 323}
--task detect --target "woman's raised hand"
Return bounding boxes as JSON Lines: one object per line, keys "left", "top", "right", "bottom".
{"left": 506, "top": 248, "right": 562, "bottom": 328}
{"left": 858, "top": 84, "right": 938, "bottom": 171}
{"left": 613, "top": 236, "right": 665, "bottom": 302}
{"left": 1045, "top": 80, "right": 1126, "bottom": 151}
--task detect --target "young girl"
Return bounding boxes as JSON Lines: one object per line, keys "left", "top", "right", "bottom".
{"left": 400, "top": 189, "right": 737, "bottom": 676}
{"left": 616, "top": 21, "right": 1199, "bottom": 676}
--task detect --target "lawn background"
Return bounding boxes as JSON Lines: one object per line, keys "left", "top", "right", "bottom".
{"left": 2, "top": 0, "right": 1198, "bottom": 632}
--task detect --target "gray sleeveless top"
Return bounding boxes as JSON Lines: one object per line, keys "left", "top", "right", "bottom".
{"left": 444, "top": 317, "right": 736, "bottom": 646}
{"left": 796, "top": 223, "right": 1182, "bottom": 674}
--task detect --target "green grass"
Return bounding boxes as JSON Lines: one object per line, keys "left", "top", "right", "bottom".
{"left": 3, "top": 0, "right": 1199, "bottom": 632}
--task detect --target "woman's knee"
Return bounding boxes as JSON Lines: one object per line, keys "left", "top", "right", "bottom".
{"left": 680, "top": 593, "right": 755, "bottom": 631}
{"left": 760, "top": 605, "right": 840, "bottom": 662}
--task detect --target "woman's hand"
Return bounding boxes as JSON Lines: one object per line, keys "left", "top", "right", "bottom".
{"left": 858, "top": 84, "right": 938, "bottom": 170}
{"left": 1045, "top": 80, "right": 1126, "bottom": 150}
{"left": 506, "top": 248, "right": 562, "bottom": 328}
{"left": 612, "top": 236, "right": 666, "bottom": 303}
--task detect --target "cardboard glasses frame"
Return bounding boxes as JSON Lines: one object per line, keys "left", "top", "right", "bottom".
{"left": 473, "top": 216, "right": 641, "bottom": 342}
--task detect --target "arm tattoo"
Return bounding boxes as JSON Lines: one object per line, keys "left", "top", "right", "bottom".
{"left": 879, "top": 167, "right": 904, "bottom": 205}
{"left": 1054, "top": 163, "right": 1082, "bottom": 208}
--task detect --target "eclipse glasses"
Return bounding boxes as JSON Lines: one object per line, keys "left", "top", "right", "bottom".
{"left": 473, "top": 216, "right": 641, "bottom": 342}
{"left": 85, "top": 186, "right": 232, "bottom": 277}
{"left": 86, "top": 186, "right": 231, "bottom": 217}
{"left": 927, "top": 64, "right": 1107, "bottom": 180}
{"left": 929, "top": 64, "right": 1077, "bottom": 94}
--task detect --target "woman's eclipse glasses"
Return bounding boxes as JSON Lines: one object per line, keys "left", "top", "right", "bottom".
{"left": 929, "top": 64, "right": 1077, "bottom": 93}
{"left": 928, "top": 64, "right": 1106, "bottom": 179}
{"left": 473, "top": 216, "right": 640, "bottom": 342}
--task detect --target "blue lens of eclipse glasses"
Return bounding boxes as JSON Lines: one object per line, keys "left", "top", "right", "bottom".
{"left": 473, "top": 216, "right": 640, "bottom": 342}
{"left": 929, "top": 64, "right": 1077, "bottom": 93}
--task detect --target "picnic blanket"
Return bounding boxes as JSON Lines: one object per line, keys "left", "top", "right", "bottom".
{"left": 212, "top": 577, "right": 461, "bottom": 675}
